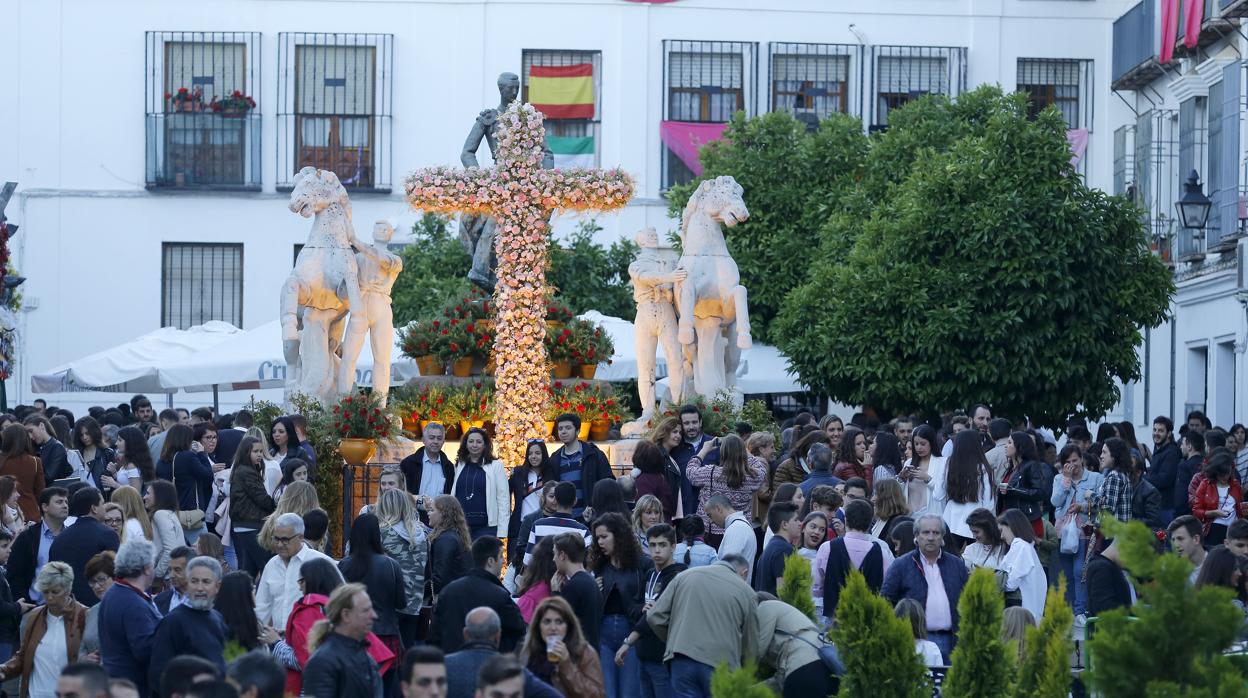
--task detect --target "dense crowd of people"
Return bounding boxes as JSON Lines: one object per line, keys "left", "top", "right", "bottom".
{"left": 1, "top": 394, "right": 1245, "bottom": 697}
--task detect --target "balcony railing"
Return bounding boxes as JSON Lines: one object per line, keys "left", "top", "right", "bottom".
{"left": 145, "top": 112, "right": 261, "bottom": 190}
{"left": 1113, "top": 1, "right": 1164, "bottom": 90}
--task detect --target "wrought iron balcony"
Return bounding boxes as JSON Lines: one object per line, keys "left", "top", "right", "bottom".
{"left": 1113, "top": 1, "right": 1165, "bottom": 90}
{"left": 145, "top": 112, "right": 262, "bottom": 190}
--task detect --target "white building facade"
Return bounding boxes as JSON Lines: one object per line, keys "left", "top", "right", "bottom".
{"left": 1107, "top": 0, "right": 1248, "bottom": 432}
{"left": 1, "top": 0, "right": 1127, "bottom": 412}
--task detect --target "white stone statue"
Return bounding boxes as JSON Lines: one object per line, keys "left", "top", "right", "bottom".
{"left": 280, "top": 167, "right": 366, "bottom": 405}
{"left": 340, "top": 220, "right": 404, "bottom": 407}
{"left": 621, "top": 227, "right": 687, "bottom": 436}
{"left": 673, "top": 175, "right": 753, "bottom": 399}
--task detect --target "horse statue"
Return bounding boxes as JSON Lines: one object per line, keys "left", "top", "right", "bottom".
{"left": 279, "top": 167, "right": 367, "bottom": 405}
{"left": 673, "top": 175, "right": 753, "bottom": 399}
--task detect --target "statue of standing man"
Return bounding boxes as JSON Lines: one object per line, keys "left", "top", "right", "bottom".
{"left": 339, "top": 220, "right": 403, "bottom": 407}
{"left": 621, "top": 227, "right": 688, "bottom": 436}
{"left": 460, "top": 72, "right": 554, "bottom": 292}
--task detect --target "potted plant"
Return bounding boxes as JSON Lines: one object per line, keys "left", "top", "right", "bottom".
{"left": 443, "top": 319, "right": 476, "bottom": 377}
{"left": 331, "top": 391, "right": 393, "bottom": 466}
{"left": 545, "top": 299, "right": 574, "bottom": 328}
{"left": 400, "top": 321, "right": 447, "bottom": 376}
{"left": 569, "top": 318, "right": 614, "bottom": 379}
{"left": 546, "top": 325, "right": 576, "bottom": 379}
{"left": 210, "top": 90, "right": 257, "bottom": 117}
{"left": 457, "top": 381, "right": 493, "bottom": 435}
{"left": 166, "top": 86, "right": 204, "bottom": 113}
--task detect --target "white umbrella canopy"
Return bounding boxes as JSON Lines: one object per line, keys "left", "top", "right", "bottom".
{"left": 156, "top": 319, "right": 417, "bottom": 392}
{"left": 31, "top": 321, "right": 242, "bottom": 394}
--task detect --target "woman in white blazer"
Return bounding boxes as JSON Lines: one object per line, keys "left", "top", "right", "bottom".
{"left": 451, "top": 427, "right": 510, "bottom": 541}
{"left": 901, "top": 425, "right": 946, "bottom": 517}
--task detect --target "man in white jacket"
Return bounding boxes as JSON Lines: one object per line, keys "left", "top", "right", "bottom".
{"left": 708, "top": 494, "right": 757, "bottom": 581}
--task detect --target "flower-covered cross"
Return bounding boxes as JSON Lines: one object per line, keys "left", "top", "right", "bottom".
{"left": 405, "top": 102, "right": 634, "bottom": 465}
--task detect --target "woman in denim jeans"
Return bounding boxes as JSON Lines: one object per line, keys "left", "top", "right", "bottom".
{"left": 1051, "top": 446, "right": 1104, "bottom": 619}
{"left": 589, "top": 513, "right": 652, "bottom": 698}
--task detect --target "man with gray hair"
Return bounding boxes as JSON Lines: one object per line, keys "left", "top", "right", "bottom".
{"left": 881, "top": 513, "right": 969, "bottom": 663}
{"left": 255, "top": 512, "right": 334, "bottom": 629}
{"left": 98, "top": 539, "right": 162, "bottom": 697}
{"left": 798, "top": 442, "right": 843, "bottom": 499}
{"left": 148, "top": 556, "right": 228, "bottom": 690}
{"left": 399, "top": 421, "right": 455, "bottom": 523}
{"left": 706, "top": 494, "right": 756, "bottom": 580}
{"left": 443, "top": 607, "right": 560, "bottom": 698}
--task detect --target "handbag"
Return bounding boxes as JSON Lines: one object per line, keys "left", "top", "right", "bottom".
{"left": 994, "top": 569, "right": 1023, "bottom": 607}
{"left": 172, "top": 454, "right": 206, "bottom": 530}
{"left": 776, "top": 628, "right": 844, "bottom": 676}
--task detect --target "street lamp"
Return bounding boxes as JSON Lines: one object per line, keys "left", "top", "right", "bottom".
{"left": 1176, "top": 169, "right": 1213, "bottom": 231}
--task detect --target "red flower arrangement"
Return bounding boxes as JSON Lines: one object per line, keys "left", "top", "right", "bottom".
{"left": 331, "top": 391, "right": 393, "bottom": 440}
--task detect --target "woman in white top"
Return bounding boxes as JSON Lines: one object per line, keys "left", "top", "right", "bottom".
{"left": 938, "top": 430, "right": 995, "bottom": 547}
{"left": 997, "top": 508, "right": 1048, "bottom": 622}
{"left": 144, "top": 479, "right": 186, "bottom": 580}
{"left": 961, "top": 508, "right": 1007, "bottom": 573}
{"left": 894, "top": 598, "right": 946, "bottom": 668}
{"left": 450, "top": 427, "right": 510, "bottom": 540}
{"left": 110, "top": 486, "right": 153, "bottom": 543}
{"left": 900, "top": 425, "right": 946, "bottom": 518}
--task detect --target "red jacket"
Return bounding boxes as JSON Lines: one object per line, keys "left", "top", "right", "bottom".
{"left": 284, "top": 593, "right": 396, "bottom": 696}
{"left": 1192, "top": 478, "right": 1243, "bottom": 537}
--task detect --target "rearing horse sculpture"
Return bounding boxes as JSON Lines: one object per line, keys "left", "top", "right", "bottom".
{"left": 280, "top": 167, "right": 367, "bottom": 404}
{"left": 674, "top": 175, "right": 753, "bottom": 398}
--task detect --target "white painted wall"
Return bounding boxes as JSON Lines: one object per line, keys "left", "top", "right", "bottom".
{"left": 3, "top": 0, "right": 1126, "bottom": 413}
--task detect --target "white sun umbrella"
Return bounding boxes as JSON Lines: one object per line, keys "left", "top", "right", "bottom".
{"left": 576, "top": 310, "right": 670, "bottom": 382}
{"left": 157, "top": 318, "right": 417, "bottom": 392}
{"left": 31, "top": 321, "right": 243, "bottom": 394}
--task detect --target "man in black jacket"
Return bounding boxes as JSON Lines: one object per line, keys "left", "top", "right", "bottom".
{"left": 431, "top": 536, "right": 525, "bottom": 653}
{"left": 48, "top": 487, "right": 119, "bottom": 605}
{"left": 400, "top": 423, "right": 455, "bottom": 524}
{"left": 1149, "top": 416, "right": 1183, "bottom": 525}
{"left": 7, "top": 486, "right": 69, "bottom": 604}
{"left": 551, "top": 413, "right": 615, "bottom": 519}
{"left": 1175, "top": 431, "right": 1206, "bottom": 517}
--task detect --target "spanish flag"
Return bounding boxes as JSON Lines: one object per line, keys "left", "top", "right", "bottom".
{"left": 529, "top": 64, "right": 595, "bottom": 119}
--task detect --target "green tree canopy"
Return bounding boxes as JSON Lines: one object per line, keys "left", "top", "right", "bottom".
{"left": 772, "top": 87, "right": 1173, "bottom": 425}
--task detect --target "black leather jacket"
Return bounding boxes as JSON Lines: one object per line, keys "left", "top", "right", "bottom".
{"left": 595, "top": 556, "right": 654, "bottom": 622}
{"left": 1000, "top": 459, "right": 1050, "bottom": 521}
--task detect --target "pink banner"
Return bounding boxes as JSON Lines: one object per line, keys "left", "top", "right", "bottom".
{"left": 1067, "top": 128, "right": 1089, "bottom": 167}
{"left": 1184, "top": 0, "right": 1204, "bottom": 48}
{"left": 659, "top": 121, "right": 728, "bottom": 175}
{"left": 1161, "top": 0, "right": 1180, "bottom": 63}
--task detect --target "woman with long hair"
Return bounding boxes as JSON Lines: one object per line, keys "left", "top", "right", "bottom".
{"left": 798, "top": 511, "right": 830, "bottom": 617}
{"left": 819, "top": 415, "right": 845, "bottom": 449}
{"left": 518, "top": 596, "right": 605, "bottom": 698}
{"left": 0, "top": 423, "right": 44, "bottom": 523}
{"left": 832, "top": 428, "right": 871, "bottom": 488}
{"left": 900, "top": 425, "right": 945, "bottom": 518}
{"left": 451, "top": 427, "right": 510, "bottom": 541}
{"left": 1094, "top": 423, "right": 1119, "bottom": 444}
{"left": 1195, "top": 547, "right": 1248, "bottom": 629}
{"left": 1193, "top": 451, "right": 1243, "bottom": 545}
{"left": 673, "top": 515, "right": 717, "bottom": 568}
{"left": 586, "top": 478, "right": 631, "bottom": 523}
{"left": 230, "top": 436, "right": 277, "bottom": 576}
{"left": 1117, "top": 421, "right": 1151, "bottom": 469}
{"left": 631, "top": 494, "right": 664, "bottom": 554}
{"left": 999, "top": 432, "right": 1048, "bottom": 538}
{"left": 215, "top": 571, "right": 272, "bottom": 655}
{"left": 338, "top": 513, "right": 406, "bottom": 661}
{"left": 588, "top": 512, "right": 651, "bottom": 698}
{"left": 940, "top": 430, "right": 996, "bottom": 547}
{"left": 1052, "top": 443, "right": 1102, "bottom": 617}
{"left": 427, "top": 494, "right": 471, "bottom": 598}
{"left": 243, "top": 426, "right": 282, "bottom": 494}
{"left": 258, "top": 481, "right": 319, "bottom": 551}
{"left": 156, "top": 423, "right": 212, "bottom": 543}
{"left": 869, "top": 432, "right": 904, "bottom": 483}
{"left": 272, "top": 459, "right": 309, "bottom": 502}
{"left": 895, "top": 598, "right": 944, "bottom": 667}
{"left": 516, "top": 535, "right": 557, "bottom": 623}
{"left": 196, "top": 532, "right": 231, "bottom": 576}
{"left": 687, "top": 434, "right": 766, "bottom": 547}
{"left": 870, "top": 478, "right": 912, "bottom": 542}
{"left": 746, "top": 432, "right": 778, "bottom": 527}
{"left": 110, "top": 486, "right": 153, "bottom": 543}
{"left": 963, "top": 508, "right": 1007, "bottom": 572}
{"left": 111, "top": 425, "right": 155, "bottom": 490}
{"left": 1095, "top": 437, "right": 1135, "bottom": 524}
{"left": 376, "top": 488, "right": 427, "bottom": 648}
{"left": 0, "top": 476, "right": 22, "bottom": 537}
{"left": 1001, "top": 607, "right": 1036, "bottom": 662}
{"left": 73, "top": 416, "right": 116, "bottom": 493}
{"left": 144, "top": 480, "right": 185, "bottom": 582}
{"left": 509, "top": 440, "right": 550, "bottom": 564}
{"left": 772, "top": 430, "right": 830, "bottom": 487}
{"left": 998, "top": 509, "right": 1048, "bottom": 621}
{"left": 268, "top": 417, "right": 306, "bottom": 467}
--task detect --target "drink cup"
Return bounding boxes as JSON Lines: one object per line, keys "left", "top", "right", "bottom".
{"left": 546, "top": 635, "right": 563, "bottom": 663}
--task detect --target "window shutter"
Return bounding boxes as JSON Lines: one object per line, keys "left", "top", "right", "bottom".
{"left": 297, "top": 46, "right": 376, "bottom": 115}
{"left": 165, "top": 42, "right": 245, "bottom": 101}
{"left": 1219, "top": 62, "right": 1240, "bottom": 243}
{"left": 878, "top": 56, "right": 949, "bottom": 95}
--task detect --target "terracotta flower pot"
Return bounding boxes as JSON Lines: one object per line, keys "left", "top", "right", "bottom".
{"left": 577, "top": 363, "right": 598, "bottom": 380}
{"left": 401, "top": 414, "right": 420, "bottom": 433}
{"left": 451, "top": 357, "right": 474, "bottom": 377}
{"left": 338, "top": 438, "right": 376, "bottom": 466}
{"left": 416, "top": 355, "right": 444, "bottom": 376}
{"left": 552, "top": 360, "right": 573, "bottom": 379}
{"left": 589, "top": 420, "right": 611, "bottom": 441}
{"left": 578, "top": 422, "right": 591, "bottom": 441}
{"left": 544, "top": 421, "right": 556, "bottom": 439}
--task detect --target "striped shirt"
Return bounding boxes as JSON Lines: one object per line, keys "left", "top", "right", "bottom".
{"left": 524, "top": 515, "right": 591, "bottom": 566}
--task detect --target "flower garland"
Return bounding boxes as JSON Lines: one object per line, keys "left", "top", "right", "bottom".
{"left": 404, "top": 102, "right": 634, "bottom": 464}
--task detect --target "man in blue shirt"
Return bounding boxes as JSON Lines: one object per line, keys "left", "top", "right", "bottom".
{"left": 754, "top": 502, "right": 801, "bottom": 595}
{"left": 551, "top": 413, "right": 614, "bottom": 519}
{"left": 7, "top": 486, "right": 68, "bottom": 605}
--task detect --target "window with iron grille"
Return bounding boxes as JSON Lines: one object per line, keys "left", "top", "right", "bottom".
{"left": 144, "top": 32, "right": 262, "bottom": 190}
{"left": 869, "top": 46, "right": 966, "bottom": 129}
{"left": 662, "top": 40, "right": 757, "bottom": 189}
{"left": 1113, "top": 125, "right": 1135, "bottom": 197}
{"left": 769, "top": 42, "right": 862, "bottom": 124}
{"left": 521, "top": 50, "right": 603, "bottom": 168}
{"left": 161, "top": 243, "right": 244, "bottom": 329}
{"left": 1016, "top": 58, "right": 1094, "bottom": 130}
{"left": 277, "top": 33, "right": 394, "bottom": 191}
